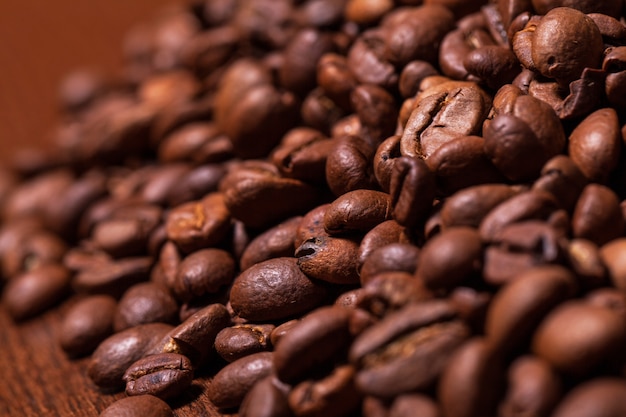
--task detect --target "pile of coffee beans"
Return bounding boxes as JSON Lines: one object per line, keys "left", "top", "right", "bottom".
{"left": 4, "top": 0, "right": 626, "bottom": 415}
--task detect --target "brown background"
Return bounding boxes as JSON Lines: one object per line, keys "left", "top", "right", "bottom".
{"left": 0, "top": 1, "right": 229, "bottom": 416}
{"left": 0, "top": 0, "right": 184, "bottom": 160}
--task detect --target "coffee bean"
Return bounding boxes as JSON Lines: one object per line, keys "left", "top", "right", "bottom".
{"left": 350, "top": 301, "right": 469, "bottom": 397}
{"left": 239, "top": 376, "right": 292, "bottom": 417}
{"left": 324, "top": 189, "right": 392, "bottom": 235}
{"left": 60, "top": 295, "right": 117, "bottom": 357}
{"left": 99, "top": 395, "right": 173, "bottom": 417}
{"left": 215, "top": 324, "right": 275, "bottom": 362}
{"left": 296, "top": 235, "right": 361, "bottom": 284}
{"left": 88, "top": 323, "right": 174, "bottom": 390}
{"left": 240, "top": 216, "right": 302, "bottom": 271}
{"left": 2, "top": 264, "right": 71, "bottom": 321}
{"left": 230, "top": 257, "right": 329, "bottom": 321}
{"left": 72, "top": 256, "right": 153, "bottom": 297}
{"left": 123, "top": 353, "right": 193, "bottom": 399}
{"left": 114, "top": 282, "right": 178, "bottom": 332}
{"left": 208, "top": 351, "right": 274, "bottom": 409}
{"left": 551, "top": 378, "right": 626, "bottom": 417}
{"left": 173, "top": 248, "right": 235, "bottom": 302}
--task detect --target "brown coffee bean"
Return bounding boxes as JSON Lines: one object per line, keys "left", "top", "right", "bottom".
{"left": 240, "top": 216, "right": 302, "bottom": 271}
{"left": 499, "top": 355, "right": 563, "bottom": 417}
{"left": 350, "top": 301, "right": 469, "bottom": 397}
{"left": 88, "top": 322, "right": 174, "bottom": 390}
{"left": 389, "top": 156, "right": 436, "bottom": 229}
{"left": 485, "top": 265, "right": 577, "bottom": 356}
{"left": 208, "top": 351, "right": 274, "bottom": 409}
{"left": 416, "top": 227, "right": 482, "bottom": 291}
{"left": 230, "top": 257, "right": 329, "bottom": 321}
{"left": 173, "top": 248, "right": 235, "bottom": 302}
{"left": 357, "top": 220, "right": 413, "bottom": 272}
{"left": 345, "top": 0, "right": 393, "bottom": 25}
{"left": 347, "top": 29, "right": 398, "bottom": 89}
{"left": 389, "top": 394, "right": 441, "bottom": 417}
{"left": 351, "top": 84, "right": 398, "bottom": 146}
{"left": 295, "top": 204, "right": 330, "bottom": 249}
{"left": 438, "top": 338, "right": 505, "bottom": 417}
{"left": 215, "top": 324, "right": 275, "bottom": 362}
{"left": 398, "top": 61, "right": 439, "bottom": 99}
{"left": 463, "top": 45, "right": 520, "bottom": 90}
{"left": 288, "top": 364, "right": 361, "bottom": 417}
{"left": 161, "top": 303, "right": 230, "bottom": 365}
{"left": 123, "top": 353, "right": 193, "bottom": 400}
{"left": 271, "top": 128, "right": 334, "bottom": 184}
{"left": 358, "top": 272, "right": 433, "bottom": 317}
{"left": 425, "top": 135, "right": 504, "bottom": 196}
{"left": 239, "top": 376, "right": 292, "bottom": 417}
{"left": 551, "top": 378, "right": 626, "bottom": 417}
{"left": 325, "top": 135, "right": 378, "bottom": 197}
{"left": 565, "top": 239, "right": 607, "bottom": 290}
{"left": 158, "top": 122, "right": 233, "bottom": 164}
{"left": 221, "top": 161, "right": 320, "bottom": 229}
{"left": 568, "top": 108, "right": 621, "bottom": 183}
{"left": 479, "top": 190, "right": 559, "bottom": 242}
{"left": 600, "top": 238, "right": 626, "bottom": 291}
{"left": 59, "top": 295, "right": 117, "bottom": 357}
{"left": 2, "top": 264, "right": 71, "bottom": 321}
{"left": 440, "top": 183, "right": 522, "bottom": 229}
{"left": 324, "top": 190, "right": 392, "bottom": 235}
{"left": 531, "top": 7, "right": 604, "bottom": 87}
{"left": 114, "top": 282, "right": 178, "bottom": 332}
{"left": 280, "top": 29, "right": 336, "bottom": 96}
{"left": 532, "top": 155, "right": 588, "bottom": 213}
{"left": 532, "top": 301, "right": 626, "bottom": 376}
{"left": 296, "top": 235, "right": 361, "bottom": 284}
{"left": 316, "top": 53, "right": 357, "bottom": 110}
{"left": 165, "top": 192, "right": 231, "bottom": 253}
{"left": 359, "top": 243, "right": 420, "bottom": 285}
{"left": 572, "top": 184, "right": 624, "bottom": 246}
{"left": 400, "top": 81, "right": 491, "bottom": 159}
{"left": 72, "top": 256, "right": 153, "bottom": 297}
{"left": 99, "top": 395, "right": 173, "bottom": 417}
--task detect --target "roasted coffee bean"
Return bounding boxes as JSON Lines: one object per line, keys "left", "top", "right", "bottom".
{"left": 325, "top": 135, "right": 378, "bottom": 197}
{"left": 123, "top": 353, "right": 193, "bottom": 399}
{"left": 347, "top": 29, "right": 398, "bottom": 89}
{"left": 357, "top": 220, "right": 413, "bottom": 272}
{"left": 230, "top": 257, "right": 329, "bottom": 321}
{"left": 568, "top": 108, "right": 621, "bottom": 183}
{"left": 400, "top": 81, "right": 491, "bottom": 159}
{"left": 288, "top": 364, "right": 361, "bottom": 417}
{"left": 114, "top": 282, "right": 178, "bottom": 332}
{"left": 208, "top": 351, "right": 274, "bottom": 409}
{"left": 532, "top": 155, "right": 588, "bottom": 213}
{"left": 295, "top": 204, "right": 330, "bottom": 249}
{"left": 274, "top": 306, "right": 352, "bottom": 384}
{"left": 316, "top": 53, "right": 357, "bottom": 110}
{"left": 271, "top": 128, "right": 333, "bottom": 184}
{"left": 59, "top": 295, "right": 117, "bottom": 357}
{"left": 324, "top": 190, "right": 392, "bottom": 235}
{"left": 296, "top": 235, "right": 361, "bottom": 284}
{"left": 158, "top": 122, "right": 233, "bottom": 164}
{"left": 358, "top": 272, "right": 433, "bottom": 317}
{"left": 485, "top": 265, "right": 577, "bottom": 356}
{"left": 215, "top": 324, "right": 275, "bottom": 362}
{"left": 425, "top": 135, "right": 504, "bottom": 196}
{"left": 221, "top": 161, "right": 320, "bottom": 229}
{"left": 440, "top": 183, "right": 522, "bottom": 229}
{"left": 99, "top": 395, "right": 173, "bottom": 417}
{"left": 499, "top": 355, "right": 563, "bottom": 417}
{"left": 600, "top": 238, "right": 626, "bottom": 291}
{"left": 389, "top": 394, "right": 441, "bottom": 417}
{"left": 88, "top": 322, "right": 174, "bottom": 390}
{"left": 173, "top": 248, "right": 235, "bottom": 302}
{"left": 160, "top": 303, "right": 230, "bottom": 365}
{"left": 416, "top": 227, "right": 482, "bottom": 291}
{"left": 240, "top": 216, "right": 302, "bottom": 271}
{"left": 565, "top": 239, "right": 607, "bottom": 290}
{"left": 239, "top": 376, "right": 292, "bottom": 417}
{"left": 2, "top": 264, "right": 71, "bottom": 321}
{"left": 351, "top": 84, "right": 398, "bottom": 146}
{"left": 572, "top": 184, "right": 624, "bottom": 246}
{"left": 389, "top": 156, "right": 436, "bottom": 229}
{"left": 165, "top": 192, "right": 231, "bottom": 253}
{"left": 551, "top": 378, "right": 626, "bottom": 417}
{"left": 350, "top": 301, "right": 469, "bottom": 397}
{"left": 532, "top": 300, "right": 626, "bottom": 377}
{"left": 398, "top": 60, "right": 439, "bottom": 99}
{"left": 72, "top": 256, "right": 153, "bottom": 297}
{"left": 438, "top": 338, "right": 505, "bottom": 417}
{"left": 359, "top": 243, "right": 420, "bottom": 285}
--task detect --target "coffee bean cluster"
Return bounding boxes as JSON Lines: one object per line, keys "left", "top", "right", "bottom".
{"left": 3, "top": 0, "right": 626, "bottom": 416}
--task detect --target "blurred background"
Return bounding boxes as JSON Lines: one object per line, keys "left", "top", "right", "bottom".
{"left": 0, "top": 0, "right": 183, "bottom": 162}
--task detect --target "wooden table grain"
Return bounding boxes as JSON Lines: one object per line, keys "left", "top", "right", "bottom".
{"left": 0, "top": 302, "right": 231, "bottom": 417}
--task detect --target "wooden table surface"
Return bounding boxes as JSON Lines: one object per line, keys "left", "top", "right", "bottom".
{"left": 0, "top": 1, "right": 231, "bottom": 415}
